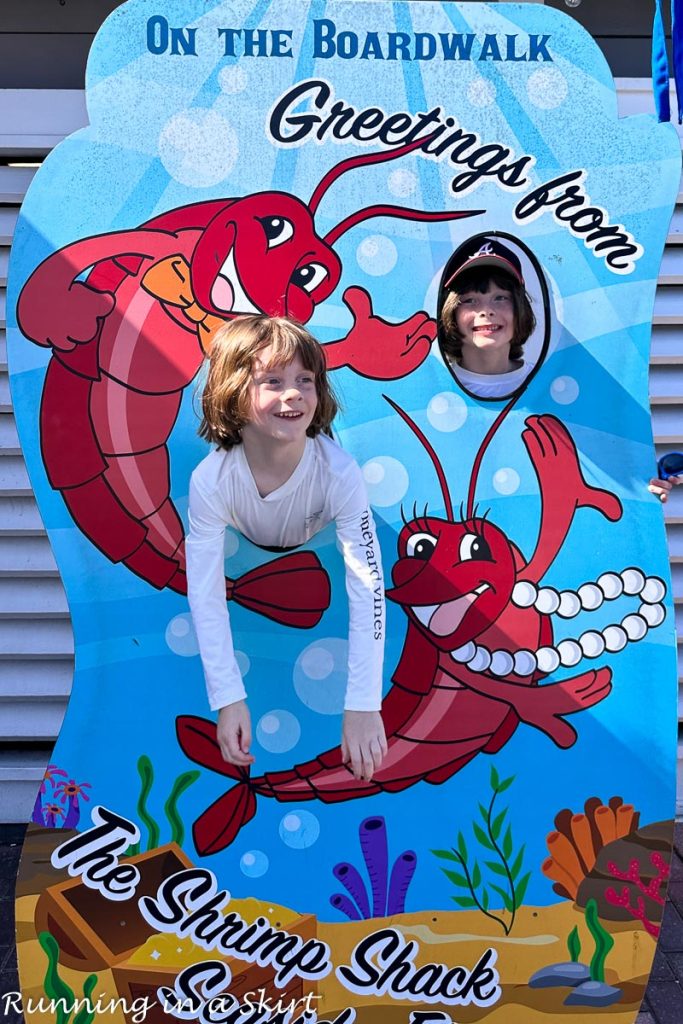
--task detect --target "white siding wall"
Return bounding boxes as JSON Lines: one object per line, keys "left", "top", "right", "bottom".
{"left": 0, "top": 84, "right": 681, "bottom": 821}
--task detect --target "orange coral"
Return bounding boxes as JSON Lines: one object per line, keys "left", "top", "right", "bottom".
{"left": 542, "top": 796, "right": 639, "bottom": 900}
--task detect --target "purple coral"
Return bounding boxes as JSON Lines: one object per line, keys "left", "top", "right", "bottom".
{"left": 31, "top": 768, "right": 91, "bottom": 828}
{"left": 330, "top": 816, "right": 417, "bottom": 920}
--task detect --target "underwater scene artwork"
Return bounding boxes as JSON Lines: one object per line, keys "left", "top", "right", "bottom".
{"left": 6, "top": 2, "right": 681, "bottom": 1022}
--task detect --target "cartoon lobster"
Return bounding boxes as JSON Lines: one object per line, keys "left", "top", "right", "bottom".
{"left": 177, "top": 399, "right": 668, "bottom": 855}
{"left": 16, "top": 135, "right": 481, "bottom": 607}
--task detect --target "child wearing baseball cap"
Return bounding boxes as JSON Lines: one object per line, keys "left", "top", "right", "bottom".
{"left": 440, "top": 238, "right": 536, "bottom": 399}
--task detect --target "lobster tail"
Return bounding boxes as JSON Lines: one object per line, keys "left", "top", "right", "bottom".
{"left": 176, "top": 715, "right": 258, "bottom": 855}
{"left": 193, "top": 781, "right": 257, "bottom": 856}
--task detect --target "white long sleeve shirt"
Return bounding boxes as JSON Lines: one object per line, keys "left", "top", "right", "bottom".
{"left": 186, "top": 434, "right": 384, "bottom": 713}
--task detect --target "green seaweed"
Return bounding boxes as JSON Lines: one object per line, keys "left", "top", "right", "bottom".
{"left": 39, "top": 932, "right": 75, "bottom": 1024}
{"left": 39, "top": 931, "right": 98, "bottom": 1024}
{"left": 567, "top": 924, "right": 581, "bottom": 963}
{"left": 73, "top": 974, "right": 98, "bottom": 1024}
{"left": 136, "top": 754, "right": 160, "bottom": 851}
{"left": 584, "top": 897, "right": 614, "bottom": 982}
{"left": 432, "top": 765, "right": 528, "bottom": 935}
{"left": 164, "top": 770, "right": 200, "bottom": 846}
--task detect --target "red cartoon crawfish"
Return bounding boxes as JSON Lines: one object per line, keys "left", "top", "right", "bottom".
{"left": 177, "top": 398, "right": 667, "bottom": 855}
{"left": 16, "top": 136, "right": 481, "bottom": 607}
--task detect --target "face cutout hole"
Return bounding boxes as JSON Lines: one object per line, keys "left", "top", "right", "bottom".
{"left": 437, "top": 232, "right": 551, "bottom": 403}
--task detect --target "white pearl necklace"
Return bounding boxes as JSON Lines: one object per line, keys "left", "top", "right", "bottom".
{"left": 449, "top": 568, "right": 667, "bottom": 678}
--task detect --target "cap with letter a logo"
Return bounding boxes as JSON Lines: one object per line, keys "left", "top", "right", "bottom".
{"left": 444, "top": 238, "right": 524, "bottom": 289}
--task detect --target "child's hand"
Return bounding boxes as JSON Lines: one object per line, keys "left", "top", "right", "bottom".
{"left": 648, "top": 476, "right": 682, "bottom": 503}
{"left": 342, "top": 710, "right": 388, "bottom": 781}
{"left": 217, "top": 701, "right": 255, "bottom": 766}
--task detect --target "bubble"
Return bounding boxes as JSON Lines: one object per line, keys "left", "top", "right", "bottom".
{"left": 427, "top": 392, "right": 467, "bottom": 432}
{"left": 218, "top": 66, "right": 248, "bottom": 94}
{"left": 492, "top": 468, "right": 520, "bottom": 496}
{"left": 224, "top": 530, "right": 240, "bottom": 558}
{"left": 300, "top": 646, "right": 334, "bottom": 680}
{"left": 362, "top": 456, "right": 409, "bottom": 507}
{"left": 279, "top": 810, "right": 320, "bottom": 849}
{"left": 256, "top": 710, "right": 301, "bottom": 753}
{"left": 294, "top": 639, "right": 348, "bottom": 714}
{"left": 159, "top": 110, "right": 238, "bottom": 187}
{"left": 240, "top": 850, "right": 269, "bottom": 877}
{"left": 235, "top": 651, "right": 250, "bottom": 676}
{"left": 356, "top": 235, "right": 398, "bottom": 276}
{"left": 550, "top": 376, "right": 579, "bottom": 405}
{"left": 165, "top": 614, "right": 199, "bottom": 657}
{"left": 388, "top": 169, "right": 417, "bottom": 198}
{"left": 468, "top": 77, "right": 497, "bottom": 108}
{"left": 527, "top": 68, "right": 569, "bottom": 110}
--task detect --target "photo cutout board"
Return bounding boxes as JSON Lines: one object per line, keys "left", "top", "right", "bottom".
{"left": 6, "top": 2, "right": 681, "bottom": 1023}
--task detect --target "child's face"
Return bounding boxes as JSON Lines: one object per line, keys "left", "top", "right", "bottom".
{"left": 455, "top": 282, "right": 515, "bottom": 359}
{"left": 244, "top": 345, "right": 318, "bottom": 444}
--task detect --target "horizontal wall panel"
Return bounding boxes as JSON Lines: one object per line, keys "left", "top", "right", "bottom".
{"left": 0, "top": 495, "right": 44, "bottom": 535}
{"left": 0, "top": 660, "right": 73, "bottom": 697}
{"left": 0, "top": 370, "right": 9, "bottom": 411}
{"left": 546, "top": 2, "right": 666, "bottom": 36}
{"left": 0, "top": 330, "right": 6, "bottom": 371}
{"left": 0, "top": 209, "right": 17, "bottom": 246}
{"left": 0, "top": 535, "right": 58, "bottom": 575}
{"left": 663, "top": 486, "right": 683, "bottom": 522}
{"left": 0, "top": 248, "right": 7, "bottom": 285}
{"left": 0, "top": 2, "right": 141, "bottom": 33}
{"left": 0, "top": 619, "right": 74, "bottom": 658}
{"left": 0, "top": 165, "right": 37, "bottom": 202}
{"left": 659, "top": 248, "right": 683, "bottom": 283}
{"left": 0, "top": 578, "right": 68, "bottom": 617}
{"left": 0, "top": 412, "right": 19, "bottom": 452}
{"left": 650, "top": 364, "right": 683, "bottom": 397}
{"left": 0, "top": 454, "right": 31, "bottom": 494}
{"left": 652, "top": 325, "right": 683, "bottom": 359}
{"left": 654, "top": 288, "right": 683, "bottom": 322}
{"left": 0, "top": 36, "right": 96, "bottom": 92}
{"left": 0, "top": 90, "right": 87, "bottom": 151}
{"left": 663, "top": 525, "right": 683, "bottom": 558}
{"left": 0, "top": 699, "right": 67, "bottom": 741}
{"left": 0, "top": 750, "right": 50, "bottom": 824}
{"left": 652, "top": 406, "right": 683, "bottom": 442}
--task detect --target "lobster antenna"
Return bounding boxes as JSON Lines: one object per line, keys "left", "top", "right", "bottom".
{"left": 466, "top": 394, "right": 519, "bottom": 518}
{"left": 310, "top": 131, "right": 438, "bottom": 213}
{"left": 324, "top": 205, "right": 482, "bottom": 247}
{"left": 384, "top": 394, "right": 454, "bottom": 521}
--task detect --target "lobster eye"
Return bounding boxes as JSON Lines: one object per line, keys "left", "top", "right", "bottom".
{"left": 291, "top": 262, "right": 328, "bottom": 294}
{"left": 459, "top": 533, "right": 492, "bottom": 562}
{"left": 406, "top": 532, "right": 437, "bottom": 560}
{"left": 258, "top": 216, "right": 294, "bottom": 249}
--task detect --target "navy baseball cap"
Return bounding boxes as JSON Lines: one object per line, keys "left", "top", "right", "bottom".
{"left": 444, "top": 239, "right": 524, "bottom": 290}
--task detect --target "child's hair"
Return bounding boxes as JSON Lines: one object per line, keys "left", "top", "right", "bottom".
{"left": 440, "top": 268, "right": 536, "bottom": 364}
{"left": 198, "top": 315, "right": 338, "bottom": 449}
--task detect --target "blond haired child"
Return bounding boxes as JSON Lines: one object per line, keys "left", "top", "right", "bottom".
{"left": 186, "top": 316, "right": 386, "bottom": 782}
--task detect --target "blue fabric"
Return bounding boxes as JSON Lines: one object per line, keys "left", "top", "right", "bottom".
{"left": 672, "top": 0, "right": 683, "bottom": 122}
{"left": 653, "top": 0, "right": 671, "bottom": 121}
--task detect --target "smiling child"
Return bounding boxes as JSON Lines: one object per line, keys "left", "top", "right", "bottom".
{"left": 440, "top": 239, "right": 536, "bottom": 399}
{"left": 186, "top": 316, "right": 386, "bottom": 782}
